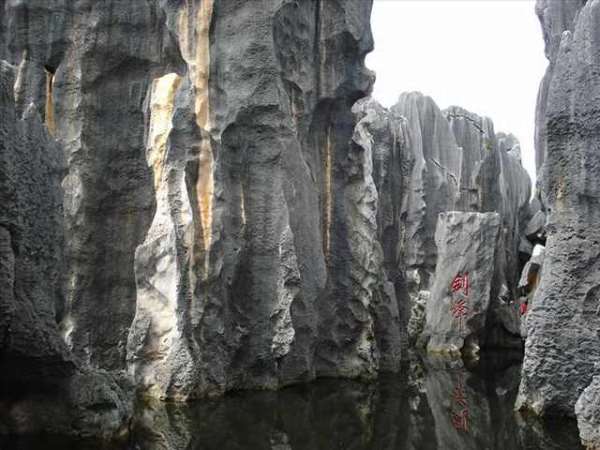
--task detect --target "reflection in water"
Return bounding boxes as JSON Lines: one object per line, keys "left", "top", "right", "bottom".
{"left": 2, "top": 355, "right": 583, "bottom": 450}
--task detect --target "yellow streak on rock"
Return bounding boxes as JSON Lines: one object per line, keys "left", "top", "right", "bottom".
{"left": 197, "top": 137, "right": 214, "bottom": 255}
{"left": 193, "top": 0, "right": 213, "bottom": 132}
{"left": 147, "top": 73, "right": 182, "bottom": 189}
{"left": 45, "top": 69, "right": 56, "bottom": 136}
{"left": 324, "top": 126, "right": 333, "bottom": 256}
{"left": 178, "top": 0, "right": 214, "bottom": 255}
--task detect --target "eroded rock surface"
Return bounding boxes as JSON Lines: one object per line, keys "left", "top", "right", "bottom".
{"left": 518, "top": 0, "right": 600, "bottom": 417}
{"left": 0, "top": 0, "right": 543, "bottom": 440}
{"left": 126, "top": 0, "right": 381, "bottom": 398}
{"left": 358, "top": 94, "right": 531, "bottom": 352}
{"left": 517, "top": 244, "right": 545, "bottom": 338}
{"left": 0, "top": 59, "right": 72, "bottom": 383}
{"left": 2, "top": 0, "right": 404, "bottom": 404}
{"left": 576, "top": 374, "right": 600, "bottom": 449}
{"left": 0, "top": 58, "right": 130, "bottom": 438}
{"left": 392, "top": 93, "right": 461, "bottom": 296}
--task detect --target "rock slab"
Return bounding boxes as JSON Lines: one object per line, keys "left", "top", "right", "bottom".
{"left": 423, "top": 212, "right": 501, "bottom": 354}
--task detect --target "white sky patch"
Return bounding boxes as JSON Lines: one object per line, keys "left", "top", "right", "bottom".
{"left": 367, "top": 0, "right": 548, "bottom": 184}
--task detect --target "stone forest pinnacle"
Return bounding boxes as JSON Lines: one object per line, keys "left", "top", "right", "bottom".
{"left": 1, "top": 0, "right": 600, "bottom": 448}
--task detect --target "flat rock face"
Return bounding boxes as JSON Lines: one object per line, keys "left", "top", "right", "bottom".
{"left": 518, "top": 0, "right": 600, "bottom": 417}
{"left": 423, "top": 212, "right": 501, "bottom": 353}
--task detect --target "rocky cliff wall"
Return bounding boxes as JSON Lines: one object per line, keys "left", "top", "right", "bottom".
{"left": 1, "top": 0, "right": 395, "bottom": 404}
{"left": 126, "top": 0, "right": 382, "bottom": 398}
{"left": 356, "top": 93, "right": 531, "bottom": 352}
{"left": 518, "top": 0, "right": 600, "bottom": 421}
{"left": 0, "top": 52, "right": 131, "bottom": 440}
{"left": 0, "top": 58, "right": 72, "bottom": 385}
{"left": 0, "top": 0, "right": 537, "bottom": 439}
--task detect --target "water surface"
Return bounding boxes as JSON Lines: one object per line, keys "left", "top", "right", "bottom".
{"left": 1, "top": 355, "right": 583, "bottom": 450}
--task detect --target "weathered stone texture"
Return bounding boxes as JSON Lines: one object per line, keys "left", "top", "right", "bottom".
{"left": 392, "top": 93, "right": 461, "bottom": 293}
{"left": 576, "top": 373, "right": 600, "bottom": 449}
{"left": 364, "top": 93, "right": 531, "bottom": 352}
{"left": 126, "top": 0, "right": 382, "bottom": 399}
{"left": 0, "top": 0, "right": 540, "bottom": 440}
{"left": 0, "top": 58, "right": 72, "bottom": 383}
{"left": 518, "top": 0, "right": 600, "bottom": 417}
{"left": 1, "top": 0, "right": 183, "bottom": 371}
{"left": 534, "top": 0, "right": 587, "bottom": 173}
{"left": 3, "top": 0, "right": 393, "bottom": 403}
{"left": 0, "top": 57, "right": 130, "bottom": 438}
{"left": 445, "top": 107, "right": 531, "bottom": 311}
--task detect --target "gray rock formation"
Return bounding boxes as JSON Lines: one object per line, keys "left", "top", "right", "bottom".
{"left": 126, "top": 0, "right": 381, "bottom": 398}
{"left": 0, "top": 0, "right": 539, "bottom": 440}
{"left": 1, "top": 0, "right": 181, "bottom": 371}
{"left": 369, "top": 94, "right": 531, "bottom": 352}
{"left": 3, "top": 0, "right": 408, "bottom": 405}
{"left": 497, "top": 132, "right": 523, "bottom": 163}
{"left": 576, "top": 373, "right": 600, "bottom": 449}
{"left": 342, "top": 95, "right": 532, "bottom": 353}
{"left": 445, "top": 106, "right": 531, "bottom": 323}
{"left": 517, "top": 244, "right": 545, "bottom": 338}
{"left": 0, "top": 57, "right": 130, "bottom": 438}
{"left": 524, "top": 210, "right": 546, "bottom": 242}
{"left": 534, "top": 0, "right": 587, "bottom": 173}
{"left": 517, "top": 0, "right": 600, "bottom": 417}
{"left": 351, "top": 97, "right": 412, "bottom": 371}
{"left": 392, "top": 93, "right": 461, "bottom": 296}
{"left": 0, "top": 58, "right": 71, "bottom": 383}
{"left": 0, "top": 371, "right": 131, "bottom": 438}
{"left": 423, "top": 212, "right": 502, "bottom": 354}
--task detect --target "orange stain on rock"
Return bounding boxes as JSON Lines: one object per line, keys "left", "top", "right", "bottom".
{"left": 178, "top": 0, "right": 215, "bottom": 255}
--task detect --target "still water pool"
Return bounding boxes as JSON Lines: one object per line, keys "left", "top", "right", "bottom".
{"left": 1, "top": 355, "right": 583, "bottom": 450}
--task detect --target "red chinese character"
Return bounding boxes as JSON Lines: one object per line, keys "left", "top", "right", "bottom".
{"left": 450, "top": 298, "right": 468, "bottom": 319}
{"left": 452, "top": 383, "right": 468, "bottom": 408}
{"left": 451, "top": 408, "right": 469, "bottom": 432}
{"left": 450, "top": 298, "right": 468, "bottom": 331}
{"left": 451, "top": 273, "right": 469, "bottom": 296}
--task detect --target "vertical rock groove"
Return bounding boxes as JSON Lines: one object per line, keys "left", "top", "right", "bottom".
{"left": 44, "top": 67, "right": 56, "bottom": 136}
{"left": 192, "top": 0, "right": 214, "bottom": 261}
{"left": 323, "top": 124, "right": 333, "bottom": 258}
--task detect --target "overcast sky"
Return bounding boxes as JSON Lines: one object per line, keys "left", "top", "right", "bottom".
{"left": 366, "top": 0, "right": 548, "bottom": 183}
